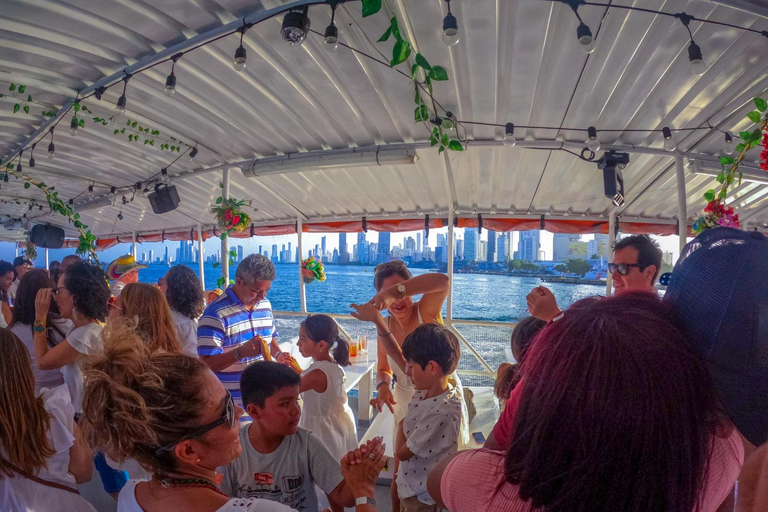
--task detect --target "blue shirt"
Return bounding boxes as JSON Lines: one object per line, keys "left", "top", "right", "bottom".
{"left": 197, "top": 288, "right": 278, "bottom": 405}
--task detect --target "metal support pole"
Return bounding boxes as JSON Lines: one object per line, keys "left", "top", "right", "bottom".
{"left": 221, "top": 169, "right": 230, "bottom": 289}
{"left": 197, "top": 224, "right": 205, "bottom": 290}
{"left": 446, "top": 209, "right": 455, "bottom": 323}
{"left": 675, "top": 156, "right": 688, "bottom": 255}
{"left": 45, "top": 248, "right": 49, "bottom": 269}
{"left": 131, "top": 231, "right": 137, "bottom": 259}
{"left": 297, "top": 217, "right": 307, "bottom": 313}
{"left": 606, "top": 211, "right": 616, "bottom": 297}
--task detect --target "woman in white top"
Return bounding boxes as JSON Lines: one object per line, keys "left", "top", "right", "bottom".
{"left": 78, "top": 324, "right": 389, "bottom": 512}
{"left": 108, "top": 282, "right": 182, "bottom": 355}
{"left": 0, "top": 329, "right": 94, "bottom": 512}
{"left": 163, "top": 265, "right": 205, "bottom": 358}
{"left": 33, "top": 262, "right": 110, "bottom": 415}
{"left": 9, "top": 269, "right": 73, "bottom": 394}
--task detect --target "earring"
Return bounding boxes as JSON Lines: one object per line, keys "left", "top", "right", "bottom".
{"left": 196, "top": 458, "right": 201, "bottom": 463}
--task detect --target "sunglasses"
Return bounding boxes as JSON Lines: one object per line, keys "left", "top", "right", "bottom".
{"left": 374, "top": 260, "right": 407, "bottom": 274}
{"left": 608, "top": 263, "right": 649, "bottom": 275}
{"left": 154, "top": 391, "right": 236, "bottom": 456}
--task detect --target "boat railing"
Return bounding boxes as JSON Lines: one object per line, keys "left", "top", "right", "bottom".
{"left": 273, "top": 311, "right": 514, "bottom": 386}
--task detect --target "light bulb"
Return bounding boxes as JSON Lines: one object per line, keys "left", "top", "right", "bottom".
{"left": 164, "top": 73, "right": 176, "bottom": 96}
{"left": 70, "top": 117, "right": 79, "bottom": 136}
{"left": 577, "top": 23, "right": 594, "bottom": 54}
{"left": 281, "top": 7, "right": 310, "bottom": 46}
{"left": 161, "top": 174, "right": 170, "bottom": 185}
{"left": 47, "top": 142, "right": 55, "bottom": 159}
{"left": 586, "top": 126, "right": 600, "bottom": 152}
{"left": 87, "top": 186, "right": 94, "bottom": 198}
{"left": 504, "top": 122, "right": 516, "bottom": 147}
{"left": 442, "top": 13, "right": 460, "bottom": 46}
{"left": 115, "top": 95, "right": 126, "bottom": 115}
{"left": 233, "top": 45, "right": 247, "bottom": 71}
{"left": 688, "top": 41, "right": 706, "bottom": 76}
{"left": 324, "top": 24, "right": 339, "bottom": 52}
{"left": 108, "top": 193, "right": 117, "bottom": 205}
{"left": 723, "top": 132, "right": 735, "bottom": 155}
{"left": 664, "top": 138, "right": 677, "bottom": 151}
{"left": 28, "top": 156, "right": 35, "bottom": 168}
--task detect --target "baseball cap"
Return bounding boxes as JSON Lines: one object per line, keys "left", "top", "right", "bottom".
{"left": 662, "top": 227, "right": 768, "bottom": 446}
{"left": 13, "top": 256, "right": 32, "bottom": 267}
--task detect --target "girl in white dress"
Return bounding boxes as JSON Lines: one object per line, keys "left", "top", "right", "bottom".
{"left": 283, "top": 314, "right": 357, "bottom": 512}
{"left": 0, "top": 329, "right": 95, "bottom": 512}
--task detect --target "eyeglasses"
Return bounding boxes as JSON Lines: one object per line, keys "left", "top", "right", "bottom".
{"left": 154, "top": 391, "right": 236, "bottom": 456}
{"left": 608, "top": 263, "right": 649, "bottom": 275}
{"left": 374, "top": 260, "right": 407, "bottom": 274}
{"left": 107, "top": 299, "right": 123, "bottom": 312}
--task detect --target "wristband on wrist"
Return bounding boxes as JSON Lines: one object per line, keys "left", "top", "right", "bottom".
{"left": 233, "top": 346, "right": 242, "bottom": 360}
{"left": 355, "top": 497, "right": 376, "bottom": 507}
{"left": 33, "top": 319, "right": 46, "bottom": 333}
{"left": 376, "top": 380, "right": 391, "bottom": 390}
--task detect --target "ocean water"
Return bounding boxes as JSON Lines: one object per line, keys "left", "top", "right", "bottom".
{"left": 140, "top": 262, "right": 606, "bottom": 322}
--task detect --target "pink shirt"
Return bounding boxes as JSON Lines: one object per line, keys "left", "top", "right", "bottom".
{"left": 442, "top": 428, "right": 743, "bottom": 512}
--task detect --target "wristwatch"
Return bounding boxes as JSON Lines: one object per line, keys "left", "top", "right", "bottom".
{"left": 396, "top": 283, "right": 407, "bottom": 299}
{"left": 355, "top": 497, "right": 376, "bottom": 507}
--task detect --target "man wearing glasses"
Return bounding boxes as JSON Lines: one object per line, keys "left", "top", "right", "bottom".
{"left": 527, "top": 235, "right": 662, "bottom": 322}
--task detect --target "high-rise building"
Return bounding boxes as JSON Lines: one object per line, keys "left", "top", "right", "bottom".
{"left": 141, "top": 251, "right": 147, "bottom": 262}
{"left": 487, "top": 231, "right": 496, "bottom": 263}
{"left": 553, "top": 234, "right": 580, "bottom": 262}
{"left": 321, "top": 236, "right": 326, "bottom": 260}
{"left": 497, "top": 234, "right": 509, "bottom": 263}
{"left": 587, "top": 234, "right": 610, "bottom": 260}
{"left": 518, "top": 230, "right": 540, "bottom": 261}
{"left": 237, "top": 245, "right": 244, "bottom": 262}
{"left": 149, "top": 249, "right": 154, "bottom": 262}
{"left": 456, "top": 239, "right": 464, "bottom": 260}
{"left": 464, "top": 228, "right": 477, "bottom": 262}
{"left": 164, "top": 247, "right": 169, "bottom": 264}
{"left": 271, "top": 244, "right": 278, "bottom": 263}
{"left": 417, "top": 233, "right": 421, "bottom": 253}
{"left": 339, "top": 233, "right": 348, "bottom": 263}
{"left": 378, "top": 232, "right": 391, "bottom": 264}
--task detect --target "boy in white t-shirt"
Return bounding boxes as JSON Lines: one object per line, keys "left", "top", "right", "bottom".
{"left": 395, "top": 324, "right": 462, "bottom": 512}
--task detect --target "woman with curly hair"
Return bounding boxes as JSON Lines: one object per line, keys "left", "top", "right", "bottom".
{"left": 164, "top": 265, "right": 205, "bottom": 358}
{"left": 108, "top": 282, "right": 181, "bottom": 355}
{"left": 0, "top": 329, "right": 94, "bottom": 512}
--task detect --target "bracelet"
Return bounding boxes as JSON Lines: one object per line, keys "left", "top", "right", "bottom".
{"left": 377, "top": 330, "right": 392, "bottom": 337}
{"left": 376, "top": 380, "right": 391, "bottom": 390}
{"left": 233, "top": 346, "right": 242, "bottom": 361}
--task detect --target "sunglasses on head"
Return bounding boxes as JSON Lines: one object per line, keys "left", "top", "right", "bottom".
{"left": 154, "top": 391, "right": 236, "bottom": 456}
{"left": 608, "top": 263, "right": 649, "bottom": 275}
{"left": 374, "top": 260, "right": 407, "bottom": 274}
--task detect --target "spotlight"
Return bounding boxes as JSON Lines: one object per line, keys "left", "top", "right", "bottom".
{"left": 233, "top": 26, "right": 247, "bottom": 72}
{"left": 688, "top": 41, "right": 706, "bottom": 76}
{"left": 188, "top": 146, "right": 198, "bottom": 160}
{"left": 503, "top": 123, "right": 516, "bottom": 147}
{"left": 442, "top": 0, "right": 459, "bottom": 46}
{"left": 281, "top": 6, "right": 310, "bottom": 46}
{"left": 723, "top": 132, "right": 735, "bottom": 155}
{"left": 160, "top": 168, "right": 170, "bottom": 185}
{"left": 324, "top": 24, "right": 339, "bottom": 53}
{"left": 586, "top": 126, "right": 600, "bottom": 152}
{"left": 577, "top": 22, "right": 594, "bottom": 54}
{"left": 597, "top": 150, "right": 629, "bottom": 207}
{"left": 70, "top": 116, "right": 79, "bottom": 136}
{"left": 662, "top": 127, "right": 676, "bottom": 151}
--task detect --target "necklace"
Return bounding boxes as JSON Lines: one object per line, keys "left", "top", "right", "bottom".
{"left": 157, "top": 477, "right": 228, "bottom": 498}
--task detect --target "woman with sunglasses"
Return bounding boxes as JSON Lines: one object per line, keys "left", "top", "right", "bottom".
{"left": 80, "top": 325, "right": 385, "bottom": 512}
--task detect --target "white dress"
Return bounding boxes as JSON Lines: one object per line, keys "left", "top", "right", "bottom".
{"left": 0, "top": 385, "right": 96, "bottom": 512}
{"left": 170, "top": 309, "right": 199, "bottom": 357}
{"left": 298, "top": 360, "right": 358, "bottom": 461}
{"left": 118, "top": 480, "right": 294, "bottom": 512}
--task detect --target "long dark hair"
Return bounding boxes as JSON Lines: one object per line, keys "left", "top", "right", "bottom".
{"left": 165, "top": 265, "right": 205, "bottom": 320}
{"left": 64, "top": 263, "right": 110, "bottom": 322}
{"left": 301, "top": 314, "right": 350, "bottom": 367}
{"left": 494, "top": 316, "right": 546, "bottom": 402}
{"left": 505, "top": 293, "right": 721, "bottom": 512}
{"left": 10, "top": 269, "right": 66, "bottom": 347}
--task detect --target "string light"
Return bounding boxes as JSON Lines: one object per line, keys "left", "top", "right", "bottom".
{"left": 108, "top": 186, "right": 118, "bottom": 205}
{"left": 324, "top": 3, "right": 339, "bottom": 53}
{"left": 281, "top": 6, "right": 311, "bottom": 46}
{"left": 70, "top": 114, "right": 79, "bottom": 136}
{"left": 16, "top": 151, "right": 22, "bottom": 174}
{"left": 662, "top": 127, "right": 676, "bottom": 151}
{"left": 233, "top": 25, "right": 248, "bottom": 71}
{"left": 87, "top": 184, "right": 94, "bottom": 198}
{"left": 160, "top": 168, "right": 170, "bottom": 185}
{"left": 28, "top": 143, "right": 35, "bottom": 168}
{"left": 504, "top": 123, "right": 516, "bottom": 147}
{"left": 188, "top": 146, "right": 198, "bottom": 160}
{"left": 68, "top": 199, "right": 74, "bottom": 205}
{"left": 47, "top": 128, "right": 55, "bottom": 159}
{"left": 676, "top": 13, "right": 706, "bottom": 76}
{"left": 577, "top": 23, "right": 595, "bottom": 54}
{"left": 115, "top": 75, "right": 130, "bottom": 115}
{"left": 723, "top": 132, "right": 735, "bottom": 155}
{"left": 586, "top": 126, "right": 600, "bottom": 152}
{"left": 442, "top": 0, "right": 460, "bottom": 46}
{"left": 165, "top": 53, "right": 182, "bottom": 96}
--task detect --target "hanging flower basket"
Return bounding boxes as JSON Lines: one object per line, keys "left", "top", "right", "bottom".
{"left": 211, "top": 183, "right": 253, "bottom": 239}
{"left": 301, "top": 256, "right": 326, "bottom": 284}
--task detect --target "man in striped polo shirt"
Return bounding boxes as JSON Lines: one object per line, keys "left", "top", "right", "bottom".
{"left": 198, "top": 254, "right": 282, "bottom": 409}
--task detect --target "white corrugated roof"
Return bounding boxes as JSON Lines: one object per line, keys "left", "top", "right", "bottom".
{"left": 0, "top": 0, "right": 767, "bottom": 242}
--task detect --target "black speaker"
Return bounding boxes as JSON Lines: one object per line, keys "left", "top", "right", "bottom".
{"left": 148, "top": 185, "right": 180, "bottom": 214}
{"left": 30, "top": 224, "right": 65, "bottom": 248}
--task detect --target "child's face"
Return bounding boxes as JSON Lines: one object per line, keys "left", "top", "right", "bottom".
{"left": 297, "top": 325, "right": 321, "bottom": 359}
{"left": 405, "top": 359, "right": 441, "bottom": 390}
{"left": 250, "top": 385, "right": 302, "bottom": 436}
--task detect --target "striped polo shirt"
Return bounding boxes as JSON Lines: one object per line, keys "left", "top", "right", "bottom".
{"left": 197, "top": 287, "right": 278, "bottom": 407}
